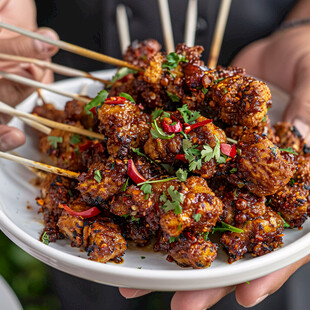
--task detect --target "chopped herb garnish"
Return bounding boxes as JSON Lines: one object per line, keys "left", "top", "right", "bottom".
{"left": 178, "top": 104, "right": 201, "bottom": 124}
{"left": 137, "top": 267, "right": 142, "bottom": 269}
{"left": 152, "top": 108, "right": 164, "bottom": 120}
{"left": 119, "top": 92, "right": 135, "bottom": 103}
{"left": 203, "top": 232, "right": 209, "bottom": 241}
{"left": 193, "top": 213, "right": 202, "bottom": 222}
{"left": 279, "top": 147, "right": 298, "bottom": 156}
{"left": 141, "top": 256, "right": 146, "bottom": 259}
{"left": 94, "top": 170, "right": 102, "bottom": 183}
{"left": 277, "top": 212, "right": 291, "bottom": 228}
{"left": 177, "top": 224, "right": 182, "bottom": 231}
{"left": 42, "top": 232, "right": 49, "bottom": 245}
{"left": 70, "top": 134, "right": 81, "bottom": 145}
{"left": 214, "top": 77, "right": 224, "bottom": 83}
{"left": 84, "top": 90, "right": 108, "bottom": 115}
{"left": 212, "top": 222, "right": 244, "bottom": 234}
{"left": 141, "top": 183, "right": 152, "bottom": 200}
{"left": 68, "top": 190, "right": 73, "bottom": 197}
{"left": 47, "top": 136, "right": 63, "bottom": 148}
{"left": 131, "top": 147, "right": 157, "bottom": 165}
{"left": 151, "top": 120, "right": 175, "bottom": 140}
{"left": 176, "top": 168, "right": 188, "bottom": 182}
{"left": 289, "top": 178, "right": 295, "bottom": 187}
{"left": 246, "top": 281, "right": 250, "bottom": 285}
{"left": 108, "top": 67, "right": 138, "bottom": 86}
{"left": 138, "top": 177, "right": 178, "bottom": 186}
{"left": 162, "top": 185, "right": 185, "bottom": 215}
{"left": 201, "top": 87, "right": 209, "bottom": 95}
{"left": 162, "top": 52, "right": 187, "bottom": 71}
{"left": 131, "top": 216, "right": 140, "bottom": 222}
{"left": 169, "top": 236, "right": 178, "bottom": 243}
{"left": 122, "top": 177, "right": 129, "bottom": 192}
{"left": 166, "top": 91, "right": 180, "bottom": 102}
{"left": 230, "top": 168, "right": 238, "bottom": 174}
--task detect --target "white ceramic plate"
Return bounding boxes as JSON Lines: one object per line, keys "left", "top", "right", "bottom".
{"left": 0, "top": 70, "right": 310, "bottom": 291}
{"left": 0, "top": 276, "right": 22, "bottom": 310}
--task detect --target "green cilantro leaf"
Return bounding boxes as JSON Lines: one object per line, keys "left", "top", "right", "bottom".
{"left": 279, "top": 147, "right": 299, "bottom": 156}
{"left": 201, "top": 145, "right": 213, "bottom": 162}
{"left": 84, "top": 90, "right": 108, "bottom": 115}
{"left": 119, "top": 92, "right": 135, "bottom": 103}
{"left": 230, "top": 168, "right": 238, "bottom": 174}
{"left": 169, "top": 236, "right": 178, "bottom": 243}
{"left": 141, "top": 183, "right": 152, "bottom": 200}
{"left": 177, "top": 104, "right": 201, "bottom": 124}
{"left": 108, "top": 67, "right": 138, "bottom": 86}
{"left": 193, "top": 213, "right": 202, "bottom": 222}
{"left": 166, "top": 91, "right": 180, "bottom": 102}
{"left": 47, "top": 136, "right": 63, "bottom": 148}
{"left": 162, "top": 52, "right": 187, "bottom": 71}
{"left": 70, "top": 134, "right": 81, "bottom": 145}
{"left": 94, "top": 170, "right": 102, "bottom": 183}
{"left": 176, "top": 168, "right": 188, "bottom": 182}
{"left": 160, "top": 192, "right": 167, "bottom": 202}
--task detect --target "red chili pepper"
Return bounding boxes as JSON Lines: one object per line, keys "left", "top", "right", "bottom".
{"left": 163, "top": 116, "right": 183, "bottom": 133}
{"left": 60, "top": 203, "right": 101, "bottom": 218}
{"left": 175, "top": 154, "right": 187, "bottom": 162}
{"left": 127, "top": 159, "right": 147, "bottom": 184}
{"left": 220, "top": 143, "right": 237, "bottom": 158}
{"left": 79, "top": 141, "right": 93, "bottom": 152}
{"left": 184, "top": 119, "right": 212, "bottom": 134}
{"left": 89, "top": 106, "right": 97, "bottom": 116}
{"left": 104, "top": 96, "right": 128, "bottom": 105}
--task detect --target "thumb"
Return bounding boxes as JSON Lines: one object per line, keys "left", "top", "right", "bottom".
{"left": 284, "top": 55, "right": 310, "bottom": 143}
{"left": 0, "top": 27, "right": 59, "bottom": 59}
{"left": 0, "top": 125, "right": 25, "bottom": 151}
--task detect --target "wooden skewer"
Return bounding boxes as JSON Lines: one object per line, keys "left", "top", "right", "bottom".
{"left": 9, "top": 151, "right": 47, "bottom": 179}
{"left": 0, "top": 70, "right": 91, "bottom": 104}
{"left": 116, "top": 4, "right": 131, "bottom": 54}
{"left": 158, "top": 0, "right": 175, "bottom": 53}
{"left": 184, "top": 0, "right": 198, "bottom": 47}
{"left": 0, "top": 21, "right": 142, "bottom": 72}
{"left": 0, "top": 101, "right": 106, "bottom": 140}
{"left": 207, "top": 0, "right": 232, "bottom": 68}
{"left": 0, "top": 151, "right": 79, "bottom": 179}
{"left": 0, "top": 52, "right": 110, "bottom": 84}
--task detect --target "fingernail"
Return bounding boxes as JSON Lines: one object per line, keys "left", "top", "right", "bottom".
{"left": 34, "top": 29, "right": 58, "bottom": 53}
{"left": 0, "top": 131, "right": 23, "bottom": 151}
{"left": 246, "top": 294, "right": 268, "bottom": 308}
{"left": 125, "top": 289, "right": 152, "bottom": 299}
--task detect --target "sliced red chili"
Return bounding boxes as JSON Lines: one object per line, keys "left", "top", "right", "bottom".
{"left": 127, "top": 159, "right": 147, "bottom": 184}
{"left": 60, "top": 203, "right": 101, "bottom": 218}
{"left": 220, "top": 143, "right": 237, "bottom": 158}
{"left": 89, "top": 106, "right": 97, "bottom": 116}
{"left": 104, "top": 96, "right": 128, "bottom": 105}
{"left": 184, "top": 119, "right": 212, "bottom": 134}
{"left": 163, "top": 116, "right": 183, "bottom": 133}
{"left": 79, "top": 141, "right": 93, "bottom": 152}
{"left": 175, "top": 154, "right": 186, "bottom": 162}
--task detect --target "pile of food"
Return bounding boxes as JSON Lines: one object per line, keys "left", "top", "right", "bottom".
{"left": 33, "top": 39, "right": 310, "bottom": 269}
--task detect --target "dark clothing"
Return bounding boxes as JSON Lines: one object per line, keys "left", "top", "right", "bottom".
{"left": 34, "top": 1, "right": 306, "bottom": 309}
{"left": 35, "top": 0, "right": 295, "bottom": 73}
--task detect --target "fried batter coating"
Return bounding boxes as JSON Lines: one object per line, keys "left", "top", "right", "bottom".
{"left": 123, "top": 39, "right": 162, "bottom": 69}
{"left": 160, "top": 176, "right": 223, "bottom": 236}
{"left": 274, "top": 122, "right": 308, "bottom": 155}
{"left": 97, "top": 101, "right": 150, "bottom": 157}
{"left": 84, "top": 219, "right": 127, "bottom": 263}
{"left": 168, "top": 234, "right": 217, "bottom": 269}
{"left": 220, "top": 207, "right": 284, "bottom": 263}
{"left": 229, "top": 133, "right": 296, "bottom": 196}
{"left": 77, "top": 159, "right": 127, "bottom": 206}
{"left": 209, "top": 75, "right": 271, "bottom": 127}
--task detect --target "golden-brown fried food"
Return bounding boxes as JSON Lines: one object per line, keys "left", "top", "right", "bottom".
{"left": 229, "top": 133, "right": 296, "bottom": 196}
{"left": 209, "top": 75, "right": 271, "bottom": 128}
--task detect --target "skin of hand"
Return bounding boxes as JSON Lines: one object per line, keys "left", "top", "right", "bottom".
{"left": 119, "top": 22, "right": 310, "bottom": 310}
{"left": 232, "top": 25, "right": 310, "bottom": 142}
{"left": 0, "top": 0, "right": 59, "bottom": 151}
